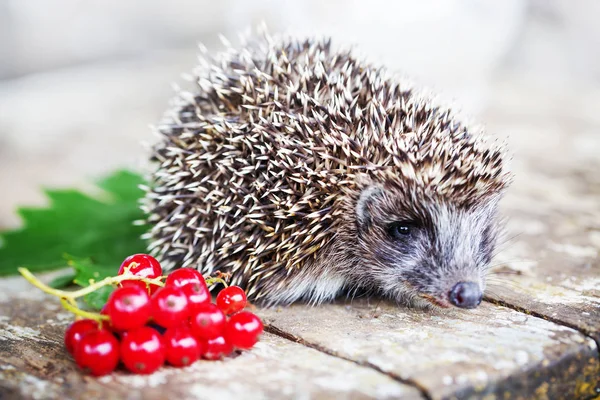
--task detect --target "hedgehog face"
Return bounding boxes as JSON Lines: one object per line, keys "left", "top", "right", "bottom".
{"left": 355, "top": 184, "right": 499, "bottom": 309}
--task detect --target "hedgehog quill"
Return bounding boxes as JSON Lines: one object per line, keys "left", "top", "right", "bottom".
{"left": 142, "top": 33, "right": 512, "bottom": 309}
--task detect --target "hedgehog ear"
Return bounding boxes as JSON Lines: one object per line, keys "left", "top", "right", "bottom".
{"left": 356, "top": 185, "right": 385, "bottom": 231}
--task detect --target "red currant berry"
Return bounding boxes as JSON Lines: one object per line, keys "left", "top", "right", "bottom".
{"left": 74, "top": 329, "right": 119, "bottom": 376}
{"left": 216, "top": 286, "right": 247, "bottom": 315}
{"left": 180, "top": 281, "right": 210, "bottom": 312}
{"left": 165, "top": 268, "right": 205, "bottom": 289}
{"left": 64, "top": 319, "right": 98, "bottom": 355}
{"left": 163, "top": 326, "right": 201, "bottom": 367}
{"left": 121, "top": 327, "right": 165, "bottom": 375}
{"left": 150, "top": 286, "right": 190, "bottom": 328}
{"left": 225, "top": 311, "right": 263, "bottom": 349}
{"left": 118, "top": 254, "right": 162, "bottom": 294}
{"left": 189, "top": 304, "right": 226, "bottom": 340}
{"left": 106, "top": 285, "right": 151, "bottom": 331}
{"left": 202, "top": 335, "right": 233, "bottom": 360}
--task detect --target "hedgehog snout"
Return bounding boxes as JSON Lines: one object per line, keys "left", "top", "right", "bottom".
{"left": 448, "top": 281, "right": 483, "bottom": 309}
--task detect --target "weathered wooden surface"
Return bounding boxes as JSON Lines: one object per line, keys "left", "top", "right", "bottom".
{"left": 262, "top": 301, "right": 599, "bottom": 400}
{"left": 479, "top": 121, "right": 600, "bottom": 349}
{"left": 1, "top": 270, "right": 599, "bottom": 400}
{"left": 0, "top": 291, "right": 419, "bottom": 400}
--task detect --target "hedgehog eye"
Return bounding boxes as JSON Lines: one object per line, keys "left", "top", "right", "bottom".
{"left": 386, "top": 222, "right": 415, "bottom": 240}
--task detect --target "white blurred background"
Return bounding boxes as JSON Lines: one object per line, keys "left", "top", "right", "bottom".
{"left": 1, "top": 0, "right": 599, "bottom": 228}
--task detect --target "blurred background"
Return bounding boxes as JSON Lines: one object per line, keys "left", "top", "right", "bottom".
{"left": 1, "top": 0, "right": 599, "bottom": 229}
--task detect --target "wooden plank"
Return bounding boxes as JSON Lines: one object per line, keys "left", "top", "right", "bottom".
{"left": 485, "top": 160, "right": 600, "bottom": 345}
{"left": 0, "top": 286, "right": 420, "bottom": 400}
{"left": 261, "top": 301, "right": 600, "bottom": 400}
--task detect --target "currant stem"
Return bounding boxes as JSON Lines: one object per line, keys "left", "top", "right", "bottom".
{"left": 18, "top": 267, "right": 165, "bottom": 300}
{"left": 19, "top": 267, "right": 230, "bottom": 326}
{"left": 205, "top": 277, "right": 229, "bottom": 287}
{"left": 19, "top": 268, "right": 76, "bottom": 299}
{"left": 60, "top": 298, "right": 108, "bottom": 323}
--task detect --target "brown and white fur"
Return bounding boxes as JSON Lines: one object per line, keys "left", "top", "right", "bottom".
{"left": 143, "top": 32, "right": 511, "bottom": 308}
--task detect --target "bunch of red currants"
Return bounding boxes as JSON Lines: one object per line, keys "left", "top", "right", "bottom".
{"left": 64, "top": 254, "right": 263, "bottom": 376}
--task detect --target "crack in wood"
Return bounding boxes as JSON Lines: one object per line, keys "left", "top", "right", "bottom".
{"left": 483, "top": 296, "right": 600, "bottom": 373}
{"left": 264, "top": 323, "right": 433, "bottom": 400}
{"left": 265, "top": 296, "right": 600, "bottom": 400}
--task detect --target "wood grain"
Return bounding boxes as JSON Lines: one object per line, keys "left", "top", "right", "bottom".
{"left": 0, "top": 295, "right": 420, "bottom": 400}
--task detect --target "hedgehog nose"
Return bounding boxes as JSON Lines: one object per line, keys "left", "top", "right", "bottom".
{"left": 449, "top": 282, "right": 482, "bottom": 309}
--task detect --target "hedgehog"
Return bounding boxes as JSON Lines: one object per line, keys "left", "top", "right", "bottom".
{"left": 142, "top": 32, "right": 511, "bottom": 309}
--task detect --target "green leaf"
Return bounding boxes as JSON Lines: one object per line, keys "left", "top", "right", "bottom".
{"left": 0, "top": 170, "right": 148, "bottom": 276}
{"left": 83, "top": 285, "right": 115, "bottom": 311}
{"left": 48, "top": 271, "right": 76, "bottom": 289}
{"left": 69, "top": 258, "right": 116, "bottom": 287}
{"left": 70, "top": 257, "right": 119, "bottom": 310}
